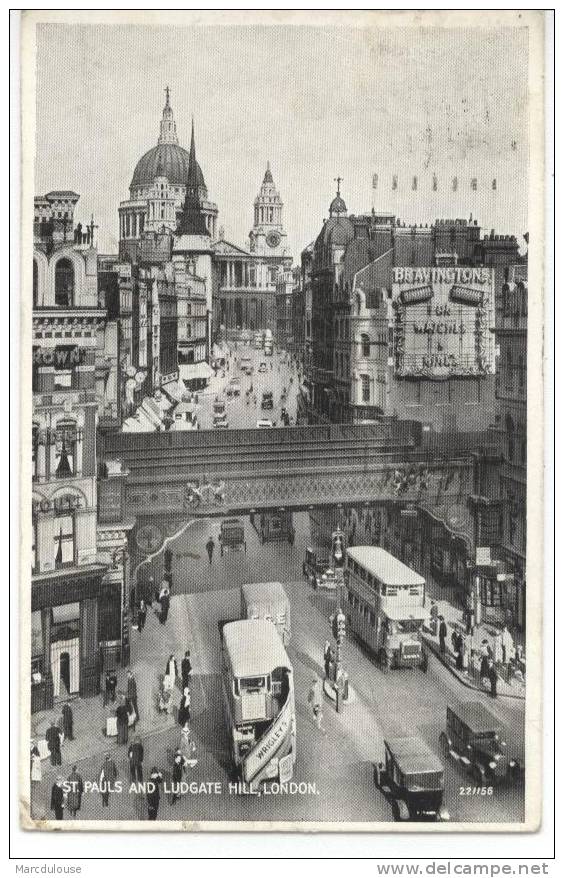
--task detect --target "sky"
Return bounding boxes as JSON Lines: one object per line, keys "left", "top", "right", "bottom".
{"left": 34, "top": 22, "right": 529, "bottom": 257}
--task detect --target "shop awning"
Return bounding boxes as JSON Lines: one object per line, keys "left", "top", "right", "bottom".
{"left": 52, "top": 602, "right": 80, "bottom": 624}
{"left": 162, "top": 380, "right": 186, "bottom": 403}
{"left": 179, "top": 362, "right": 214, "bottom": 382}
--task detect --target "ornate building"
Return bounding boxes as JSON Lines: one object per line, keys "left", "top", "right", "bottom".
{"left": 215, "top": 164, "right": 292, "bottom": 339}
{"left": 494, "top": 260, "right": 528, "bottom": 629}
{"left": 32, "top": 193, "right": 131, "bottom": 711}
{"left": 118, "top": 89, "right": 218, "bottom": 262}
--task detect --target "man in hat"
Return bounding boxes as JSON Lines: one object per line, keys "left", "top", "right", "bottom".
{"left": 50, "top": 776, "right": 65, "bottom": 820}
{"left": 99, "top": 752, "right": 118, "bottom": 808}
{"left": 128, "top": 736, "right": 144, "bottom": 783}
{"left": 62, "top": 702, "right": 74, "bottom": 741}
{"left": 66, "top": 765, "right": 84, "bottom": 818}
{"left": 438, "top": 616, "right": 448, "bottom": 655}
{"left": 46, "top": 719, "right": 62, "bottom": 766}
{"left": 127, "top": 670, "right": 139, "bottom": 722}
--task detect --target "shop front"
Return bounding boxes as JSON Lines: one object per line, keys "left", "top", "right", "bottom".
{"left": 31, "top": 563, "right": 107, "bottom": 712}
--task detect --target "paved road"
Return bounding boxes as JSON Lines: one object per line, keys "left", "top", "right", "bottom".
{"left": 198, "top": 345, "right": 300, "bottom": 431}
{"left": 32, "top": 512, "right": 525, "bottom": 825}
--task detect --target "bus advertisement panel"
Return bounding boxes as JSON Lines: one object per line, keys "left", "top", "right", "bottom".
{"left": 221, "top": 620, "right": 296, "bottom": 785}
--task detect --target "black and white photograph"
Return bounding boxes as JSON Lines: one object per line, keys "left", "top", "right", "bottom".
{"left": 18, "top": 9, "right": 546, "bottom": 834}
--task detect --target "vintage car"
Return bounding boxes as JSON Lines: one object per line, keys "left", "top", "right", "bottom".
{"left": 256, "top": 419, "right": 274, "bottom": 428}
{"left": 219, "top": 518, "right": 247, "bottom": 556}
{"left": 302, "top": 547, "right": 337, "bottom": 591}
{"left": 226, "top": 377, "right": 241, "bottom": 398}
{"left": 439, "top": 703, "right": 521, "bottom": 784}
{"left": 375, "top": 736, "right": 449, "bottom": 822}
{"left": 261, "top": 391, "right": 274, "bottom": 410}
{"left": 213, "top": 399, "right": 228, "bottom": 428}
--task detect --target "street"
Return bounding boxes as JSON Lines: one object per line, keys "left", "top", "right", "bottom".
{"left": 31, "top": 512, "right": 525, "bottom": 825}
{"left": 198, "top": 345, "right": 300, "bottom": 431}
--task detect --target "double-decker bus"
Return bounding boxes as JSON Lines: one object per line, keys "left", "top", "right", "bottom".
{"left": 345, "top": 547, "right": 428, "bottom": 672}
{"left": 221, "top": 619, "right": 296, "bottom": 784}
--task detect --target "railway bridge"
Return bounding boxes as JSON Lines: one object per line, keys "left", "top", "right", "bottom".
{"left": 98, "top": 421, "right": 500, "bottom": 570}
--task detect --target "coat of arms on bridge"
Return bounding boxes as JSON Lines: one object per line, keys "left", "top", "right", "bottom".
{"left": 183, "top": 478, "right": 226, "bottom": 511}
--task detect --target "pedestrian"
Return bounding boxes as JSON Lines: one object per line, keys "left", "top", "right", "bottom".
{"left": 128, "top": 737, "right": 144, "bottom": 783}
{"left": 170, "top": 751, "right": 187, "bottom": 805}
{"left": 127, "top": 670, "right": 139, "bottom": 722}
{"left": 206, "top": 536, "right": 215, "bottom": 565}
{"left": 99, "top": 753, "right": 118, "bottom": 808}
{"left": 179, "top": 722, "right": 196, "bottom": 761}
{"left": 438, "top": 616, "right": 447, "bottom": 655}
{"left": 501, "top": 624, "right": 514, "bottom": 665}
{"left": 307, "top": 677, "right": 325, "bottom": 733}
{"left": 465, "top": 605, "right": 475, "bottom": 636}
{"left": 323, "top": 640, "right": 332, "bottom": 679}
{"left": 181, "top": 650, "right": 192, "bottom": 690}
{"left": 61, "top": 702, "right": 74, "bottom": 741}
{"left": 164, "top": 654, "right": 178, "bottom": 689}
{"left": 455, "top": 632, "right": 464, "bottom": 671}
{"left": 104, "top": 669, "right": 117, "bottom": 706}
{"left": 137, "top": 599, "right": 147, "bottom": 633}
{"left": 159, "top": 585, "right": 170, "bottom": 624}
{"left": 46, "top": 720, "right": 62, "bottom": 766}
{"left": 50, "top": 776, "right": 65, "bottom": 821}
{"left": 30, "top": 740, "right": 41, "bottom": 786}
{"left": 146, "top": 768, "right": 163, "bottom": 820}
{"left": 488, "top": 659, "right": 498, "bottom": 698}
{"left": 116, "top": 697, "right": 129, "bottom": 745}
{"left": 66, "top": 765, "right": 84, "bottom": 818}
{"left": 178, "top": 686, "right": 191, "bottom": 726}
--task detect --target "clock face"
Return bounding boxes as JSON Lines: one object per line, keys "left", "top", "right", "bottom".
{"left": 136, "top": 523, "right": 164, "bottom": 555}
{"left": 266, "top": 231, "right": 281, "bottom": 249}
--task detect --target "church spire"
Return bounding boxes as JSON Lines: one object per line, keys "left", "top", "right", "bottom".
{"left": 158, "top": 86, "right": 179, "bottom": 145}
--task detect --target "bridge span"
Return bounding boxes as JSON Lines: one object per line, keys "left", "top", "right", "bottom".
{"left": 99, "top": 421, "right": 499, "bottom": 566}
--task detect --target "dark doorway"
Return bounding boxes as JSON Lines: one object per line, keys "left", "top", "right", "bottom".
{"left": 60, "top": 651, "right": 70, "bottom": 696}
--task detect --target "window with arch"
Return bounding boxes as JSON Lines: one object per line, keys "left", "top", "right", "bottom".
{"left": 33, "top": 260, "right": 38, "bottom": 307}
{"left": 505, "top": 350, "right": 513, "bottom": 390}
{"left": 54, "top": 421, "right": 79, "bottom": 478}
{"left": 53, "top": 500, "right": 76, "bottom": 568}
{"left": 361, "top": 334, "right": 370, "bottom": 357}
{"left": 54, "top": 258, "right": 74, "bottom": 307}
{"left": 518, "top": 354, "right": 526, "bottom": 391}
{"left": 505, "top": 414, "right": 515, "bottom": 462}
{"left": 361, "top": 374, "right": 370, "bottom": 403}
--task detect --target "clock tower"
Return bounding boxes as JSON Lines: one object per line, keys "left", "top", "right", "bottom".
{"left": 249, "top": 162, "right": 288, "bottom": 257}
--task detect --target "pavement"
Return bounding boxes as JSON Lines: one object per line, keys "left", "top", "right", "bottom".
{"left": 30, "top": 511, "right": 525, "bottom": 825}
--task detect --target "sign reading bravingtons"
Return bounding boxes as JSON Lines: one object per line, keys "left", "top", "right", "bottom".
{"left": 391, "top": 266, "right": 495, "bottom": 378}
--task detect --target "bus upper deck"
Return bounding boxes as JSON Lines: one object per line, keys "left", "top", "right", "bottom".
{"left": 221, "top": 619, "right": 296, "bottom": 784}
{"left": 240, "top": 582, "right": 291, "bottom": 645}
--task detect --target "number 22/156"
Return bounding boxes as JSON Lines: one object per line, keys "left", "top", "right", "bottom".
{"left": 460, "top": 786, "right": 493, "bottom": 796}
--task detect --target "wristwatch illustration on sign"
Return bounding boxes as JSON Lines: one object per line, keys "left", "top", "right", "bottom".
{"left": 266, "top": 231, "right": 281, "bottom": 249}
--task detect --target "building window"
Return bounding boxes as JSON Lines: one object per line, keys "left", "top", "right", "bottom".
{"left": 505, "top": 350, "right": 513, "bottom": 390}
{"left": 505, "top": 414, "right": 515, "bottom": 462}
{"left": 54, "top": 508, "right": 75, "bottom": 568}
{"left": 32, "top": 512, "right": 38, "bottom": 574}
{"left": 33, "top": 261, "right": 38, "bottom": 307}
{"left": 361, "top": 334, "right": 370, "bottom": 357}
{"left": 54, "top": 259, "right": 74, "bottom": 307}
{"left": 54, "top": 421, "right": 78, "bottom": 478}
{"left": 518, "top": 355, "right": 525, "bottom": 391}
{"left": 361, "top": 374, "right": 370, "bottom": 403}
{"left": 480, "top": 579, "right": 506, "bottom": 608}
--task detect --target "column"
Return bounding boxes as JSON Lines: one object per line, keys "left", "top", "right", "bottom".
{"left": 80, "top": 597, "right": 100, "bottom": 697}
{"left": 36, "top": 433, "right": 46, "bottom": 481}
